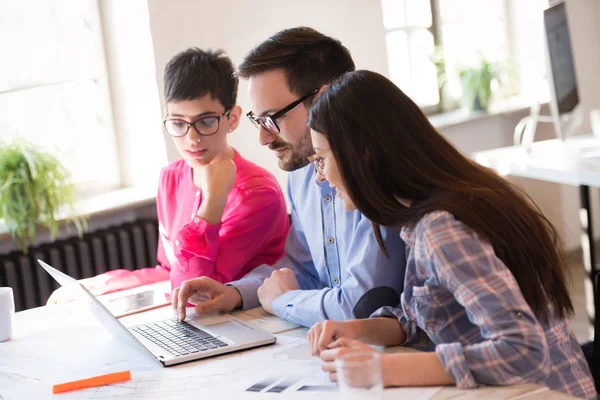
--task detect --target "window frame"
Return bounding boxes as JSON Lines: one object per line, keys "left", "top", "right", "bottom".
{"left": 0, "top": 0, "right": 121, "bottom": 197}
{"left": 382, "top": 0, "right": 513, "bottom": 116}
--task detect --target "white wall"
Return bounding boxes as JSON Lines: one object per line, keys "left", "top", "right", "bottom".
{"left": 556, "top": 0, "right": 600, "bottom": 251}
{"left": 99, "top": 0, "right": 167, "bottom": 188}
{"left": 146, "top": 0, "right": 389, "bottom": 191}
{"left": 566, "top": 0, "right": 600, "bottom": 133}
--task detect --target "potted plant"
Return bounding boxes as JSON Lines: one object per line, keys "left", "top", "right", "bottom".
{"left": 0, "top": 137, "right": 85, "bottom": 253}
{"left": 430, "top": 46, "right": 464, "bottom": 113}
{"left": 431, "top": 46, "right": 451, "bottom": 111}
{"left": 459, "top": 57, "right": 502, "bottom": 113}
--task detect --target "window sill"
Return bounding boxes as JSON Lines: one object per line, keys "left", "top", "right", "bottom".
{"left": 0, "top": 186, "right": 157, "bottom": 242}
{"left": 428, "top": 96, "right": 536, "bottom": 130}
{"left": 73, "top": 186, "right": 157, "bottom": 219}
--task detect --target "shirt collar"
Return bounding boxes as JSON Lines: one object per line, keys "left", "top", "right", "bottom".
{"left": 400, "top": 220, "right": 417, "bottom": 246}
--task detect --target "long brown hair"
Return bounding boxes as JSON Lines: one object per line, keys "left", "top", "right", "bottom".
{"left": 308, "top": 70, "right": 573, "bottom": 322}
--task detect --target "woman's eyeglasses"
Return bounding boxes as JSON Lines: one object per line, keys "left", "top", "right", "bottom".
{"left": 308, "top": 149, "right": 329, "bottom": 175}
{"left": 163, "top": 110, "right": 231, "bottom": 137}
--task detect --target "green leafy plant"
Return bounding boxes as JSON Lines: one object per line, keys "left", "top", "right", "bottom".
{"left": 0, "top": 137, "right": 85, "bottom": 253}
{"left": 430, "top": 46, "right": 458, "bottom": 112}
{"left": 431, "top": 46, "right": 447, "bottom": 93}
{"left": 459, "top": 57, "right": 503, "bottom": 112}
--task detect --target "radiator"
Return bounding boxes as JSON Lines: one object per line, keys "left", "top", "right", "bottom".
{"left": 0, "top": 218, "right": 159, "bottom": 312}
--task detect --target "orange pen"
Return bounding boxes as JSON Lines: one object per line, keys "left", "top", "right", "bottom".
{"left": 52, "top": 370, "right": 132, "bottom": 394}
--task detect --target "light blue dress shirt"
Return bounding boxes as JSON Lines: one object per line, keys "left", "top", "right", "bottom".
{"left": 229, "top": 164, "right": 406, "bottom": 328}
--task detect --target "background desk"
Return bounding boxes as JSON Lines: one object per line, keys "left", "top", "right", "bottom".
{"left": 473, "top": 134, "right": 600, "bottom": 332}
{"left": 0, "top": 288, "right": 577, "bottom": 399}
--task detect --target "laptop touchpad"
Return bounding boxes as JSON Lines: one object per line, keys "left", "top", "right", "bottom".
{"left": 207, "top": 320, "right": 253, "bottom": 337}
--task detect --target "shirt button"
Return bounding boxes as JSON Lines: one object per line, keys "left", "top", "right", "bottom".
{"left": 515, "top": 312, "right": 524, "bottom": 319}
{"left": 332, "top": 277, "right": 339, "bottom": 284}
{"left": 327, "top": 237, "right": 335, "bottom": 244}
{"left": 193, "top": 217, "right": 200, "bottom": 223}
{"left": 175, "top": 240, "right": 180, "bottom": 246}
{"left": 324, "top": 196, "right": 332, "bottom": 203}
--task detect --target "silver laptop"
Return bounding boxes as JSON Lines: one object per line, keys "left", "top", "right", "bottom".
{"left": 38, "top": 259, "right": 276, "bottom": 367}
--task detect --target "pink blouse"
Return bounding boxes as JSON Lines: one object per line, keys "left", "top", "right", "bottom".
{"left": 84, "top": 150, "right": 289, "bottom": 295}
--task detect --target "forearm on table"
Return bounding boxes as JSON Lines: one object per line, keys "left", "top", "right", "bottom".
{"left": 352, "top": 318, "right": 406, "bottom": 346}
{"left": 382, "top": 352, "right": 454, "bottom": 387}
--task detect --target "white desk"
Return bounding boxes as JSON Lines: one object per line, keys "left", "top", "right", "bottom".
{"left": 0, "top": 296, "right": 576, "bottom": 399}
{"left": 473, "top": 134, "right": 600, "bottom": 187}
{"left": 473, "top": 134, "right": 600, "bottom": 329}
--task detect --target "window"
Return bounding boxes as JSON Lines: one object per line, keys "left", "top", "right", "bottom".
{"left": 0, "top": 0, "right": 120, "bottom": 196}
{"left": 381, "top": 0, "right": 511, "bottom": 113}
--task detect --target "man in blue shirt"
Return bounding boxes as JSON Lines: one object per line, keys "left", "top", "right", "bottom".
{"left": 174, "top": 27, "right": 406, "bottom": 328}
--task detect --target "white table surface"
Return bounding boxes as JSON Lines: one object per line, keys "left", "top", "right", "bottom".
{"left": 0, "top": 283, "right": 577, "bottom": 400}
{"left": 473, "top": 134, "right": 600, "bottom": 187}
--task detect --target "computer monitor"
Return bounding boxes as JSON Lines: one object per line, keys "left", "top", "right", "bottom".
{"left": 543, "top": 1, "right": 583, "bottom": 141}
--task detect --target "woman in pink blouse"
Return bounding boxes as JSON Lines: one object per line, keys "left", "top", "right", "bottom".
{"left": 48, "top": 48, "right": 288, "bottom": 301}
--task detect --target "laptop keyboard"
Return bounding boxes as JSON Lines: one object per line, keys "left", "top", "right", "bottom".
{"left": 131, "top": 318, "right": 228, "bottom": 357}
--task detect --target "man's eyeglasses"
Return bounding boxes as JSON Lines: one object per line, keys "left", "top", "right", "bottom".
{"left": 163, "top": 110, "right": 231, "bottom": 137}
{"left": 308, "top": 149, "right": 329, "bottom": 176}
{"left": 246, "top": 88, "right": 319, "bottom": 135}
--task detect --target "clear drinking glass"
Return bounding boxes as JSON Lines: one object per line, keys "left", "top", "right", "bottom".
{"left": 335, "top": 352, "right": 383, "bottom": 399}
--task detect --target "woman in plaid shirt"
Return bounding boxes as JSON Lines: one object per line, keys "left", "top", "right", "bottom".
{"left": 306, "top": 70, "right": 595, "bottom": 399}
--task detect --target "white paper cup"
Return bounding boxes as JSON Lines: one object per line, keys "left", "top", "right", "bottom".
{"left": 0, "top": 287, "right": 15, "bottom": 342}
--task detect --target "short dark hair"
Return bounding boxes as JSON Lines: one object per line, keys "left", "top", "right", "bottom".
{"left": 237, "top": 27, "right": 355, "bottom": 98}
{"left": 164, "top": 48, "right": 238, "bottom": 110}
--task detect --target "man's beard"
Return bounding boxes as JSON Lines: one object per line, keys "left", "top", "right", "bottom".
{"left": 269, "top": 134, "right": 314, "bottom": 172}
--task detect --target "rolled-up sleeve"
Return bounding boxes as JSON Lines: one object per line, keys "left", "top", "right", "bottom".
{"left": 170, "top": 186, "right": 288, "bottom": 289}
{"left": 177, "top": 218, "right": 221, "bottom": 264}
{"left": 370, "top": 306, "right": 433, "bottom": 351}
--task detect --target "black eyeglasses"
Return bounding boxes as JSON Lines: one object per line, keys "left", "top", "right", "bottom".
{"left": 307, "top": 149, "right": 329, "bottom": 175}
{"left": 163, "top": 110, "right": 231, "bottom": 137}
{"left": 246, "top": 88, "right": 319, "bottom": 135}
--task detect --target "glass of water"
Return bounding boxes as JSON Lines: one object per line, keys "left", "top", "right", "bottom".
{"left": 335, "top": 351, "right": 383, "bottom": 398}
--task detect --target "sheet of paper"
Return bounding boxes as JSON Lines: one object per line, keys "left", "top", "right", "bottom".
{"left": 272, "top": 338, "right": 313, "bottom": 360}
{"left": 0, "top": 334, "right": 307, "bottom": 399}
{"left": 0, "top": 322, "right": 157, "bottom": 382}
{"left": 2, "top": 352, "right": 270, "bottom": 399}
{"left": 242, "top": 360, "right": 337, "bottom": 395}
{"left": 0, "top": 367, "right": 41, "bottom": 393}
{"left": 231, "top": 307, "right": 300, "bottom": 334}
